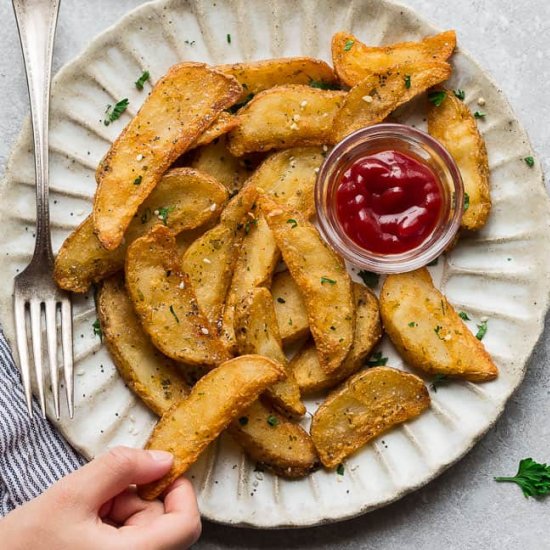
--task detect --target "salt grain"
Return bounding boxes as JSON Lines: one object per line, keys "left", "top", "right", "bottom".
{"left": 362, "top": 95, "right": 373, "bottom": 103}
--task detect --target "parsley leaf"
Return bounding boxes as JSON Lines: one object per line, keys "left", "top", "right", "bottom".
{"left": 227, "top": 93, "right": 254, "bottom": 114}
{"left": 524, "top": 156, "right": 535, "bottom": 168}
{"left": 287, "top": 218, "right": 298, "bottom": 228}
{"left": 336, "top": 464, "right": 345, "bottom": 475}
{"left": 344, "top": 39, "right": 355, "bottom": 51}
{"left": 267, "top": 415, "right": 278, "bottom": 427}
{"left": 226, "top": 33, "right": 231, "bottom": 44}
{"left": 404, "top": 75, "right": 411, "bottom": 89}
{"left": 495, "top": 458, "right": 550, "bottom": 498}
{"left": 104, "top": 98, "right": 129, "bottom": 126}
{"left": 321, "top": 276, "right": 336, "bottom": 285}
{"left": 357, "top": 269, "right": 379, "bottom": 289}
{"left": 476, "top": 320, "right": 488, "bottom": 340}
{"left": 309, "top": 79, "right": 341, "bottom": 91}
{"left": 133, "top": 175, "right": 142, "bottom": 185}
{"left": 366, "top": 351, "right": 388, "bottom": 367}
{"left": 434, "top": 325, "right": 444, "bottom": 340}
{"left": 135, "top": 70, "right": 150, "bottom": 90}
{"left": 431, "top": 373, "right": 449, "bottom": 392}
{"left": 474, "top": 111, "right": 486, "bottom": 119}
{"left": 454, "top": 89, "right": 465, "bottom": 101}
{"left": 464, "top": 193, "right": 470, "bottom": 211}
{"left": 92, "top": 319, "right": 102, "bottom": 341}
{"left": 158, "top": 206, "right": 174, "bottom": 226}
{"left": 428, "top": 90, "right": 446, "bottom": 107}
{"left": 458, "top": 311, "right": 471, "bottom": 321}
{"left": 408, "top": 321, "right": 417, "bottom": 327}
{"left": 169, "top": 305, "right": 180, "bottom": 324}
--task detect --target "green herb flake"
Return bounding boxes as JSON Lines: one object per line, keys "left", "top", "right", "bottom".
{"left": 336, "top": 464, "right": 345, "bottom": 476}
{"left": 431, "top": 373, "right": 449, "bottom": 392}
{"left": 428, "top": 90, "right": 446, "bottom": 107}
{"left": 92, "top": 319, "right": 102, "bottom": 341}
{"left": 357, "top": 269, "right": 379, "bottom": 289}
{"left": 267, "top": 415, "right": 278, "bottom": 427}
{"left": 474, "top": 111, "right": 486, "bottom": 119}
{"left": 135, "top": 70, "right": 150, "bottom": 90}
{"left": 434, "top": 325, "right": 444, "bottom": 340}
{"left": 287, "top": 218, "right": 298, "bottom": 228}
{"left": 404, "top": 75, "right": 411, "bottom": 89}
{"left": 524, "top": 156, "right": 535, "bottom": 168}
{"left": 458, "top": 311, "right": 471, "bottom": 321}
{"left": 238, "top": 416, "right": 249, "bottom": 426}
{"left": 276, "top": 297, "right": 286, "bottom": 304}
{"left": 104, "top": 98, "right": 129, "bottom": 126}
{"left": 158, "top": 206, "right": 174, "bottom": 226}
{"left": 494, "top": 458, "right": 550, "bottom": 498}
{"left": 133, "top": 175, "right": 142, "bottom": 186}
{"left": 408, "top": 321, "right": 417, "bottom": 327}
{"left": 320, "top": 276, "right": 336, "bottom": 285}
{"left": 464, "top": 193, "right": 470, "bottom": 212}
{"left": 366, "top": 351, "right": 388, "bottom": 367}
{"left": 476, "top": 319, "right": 488, "bottom": 340}
{"left": 169, "top": 305, "right": 180, "bottom": 324}
{"left": 344, "top": 39, "right": 355, "bottom": 51}
{"left": 226, "top": 33, "right": 232, "bottom": 44}
{"left": 454, "top": 89, "right": 466, "bottom": 101}
{"left": 309, "top": 79, "right": 341, "bottom": 91}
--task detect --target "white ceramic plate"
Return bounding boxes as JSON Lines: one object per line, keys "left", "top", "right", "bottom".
{"left": 1, "top": 0, "right": 549, "bottom": 529}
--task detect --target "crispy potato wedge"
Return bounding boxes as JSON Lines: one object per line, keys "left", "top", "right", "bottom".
{"left": 139, "top": 355, "right": 284, "bottom": 500}
{"left": 228, "top": 85, "right": 346, "bottom": 156}
{"left": 332, "top": 30, "right": 456, "bottom": 87}
{"left": 94, "top": 62, "right": 242, "bottom": 250}
{"left": 228, "top": 400, "right": 318, "bottom": 478}
{"left": 380, "top": 268, "right": 498, "bottom": 381}
{"left": 272, "top": 270, "right": 310, "bottom": 345}
{"left": 98, "top": 276, "right": 189, "bottom": 416}
{"left": 54, "top": 168, "right": 228, "bottom": 293}
{"left": 427, "top": 89, "right": 491, "bottom": 230}
{"left": 189, "top": 112, "right": 240, "bottom": 150}
{"left": 331, "top": 61, "right": 452, "bottom": 143}
{"left": 235, "top": 287, "right": 305, "bottom": 417}
{"left": 190, "top": 136, "right": 252, "bottom": 195}
{"left": 126, "top": 225, "right": 229, "bottom": 366}
{"left": 260, "top": 195, "right": 354, "bottom": 373}
{"left": 181, "top": 185, "right": 257, "bottom": 332}
{"left": 291, "top": 284, "right": 382, "bottom": 394}
{"left": 311, "top": 366, "right": 430, "bottom": 468}
{"left": 221, "top": 147, "right": 324, "bottom": 351}
{"left": 219, "top": 57, "right": 338, "bottom": 101}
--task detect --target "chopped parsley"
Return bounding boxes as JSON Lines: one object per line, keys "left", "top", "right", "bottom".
{"left": 463, "top": 193, "right": 470, "bottom": 212}
{"left": 458, "top": 311, "right": 471, "bottom": 321}
{"left": 267, "top": 415, "right": 278, "bottom": 427}
{"left": 244, "top": 218, "right": 258, "bottom": 234}
{"left": 169, "top": 305, "right": 180, "bottom": 324}
{"left": 428, "top": 90, "right": 446, "bottom": 107}
{"left": 104, "top": 98, "right": 129, "bottom": 126}
{"left": 133, "top": 175, "right": 142, "bottom": 185}
{"left": 434, "top": 325, "right": 444, "bottom": 340}
{"left": 408, "top": 321, "right": 418, "bottom": 327}
{"left": 404, "top": 75, "right": 411, "bottom": 89}
{"left": 336, "top": 464, "right": 345, "bottom": 476}
{"left": 431, "top": 373, "right": 449, "bottom": 392}
{"left": 92, "top": 319, "right": 102, "bottom": 341}
{"left": 227, "top": 93, "right": 254, "bottom": 113}
{"left": 158, "top": 206, "right": 174, "bottom": 226}
{"left": 453, "top": 89, "right": 465, "bottom": 101}
{"left": 276, "top": 297, "right": 286, "bottom": 304}
{"left": 320, "top": 276, "right": 336, "bottom": 285}
{"left": 309, "top": 79, "right": 341, "bottom": 90}
{"left": 474, "top": 111, "right": 486, "bottom": 119}
{"left": 226, "top": 33, "right": 231, "bottom": 44}
{"left": 135, "top": 70, "right": 150, "bottom": 90}
{"left": 494, "top": 458, "right": 550, "bottom": 498}
{"left": 238, "top": 416, "right": 249, "bottom": 426}
{"left": 357, "top": 269, "right": 379, "bottom": 289}
{"left": 524, "top": 156, "right": 535, "bottom": 168}
{"left": 344, "top": 39, "right": 355, "bottom": 51}
{"left": 366, "top": 351, "right": 388, "bottom": 367}
{"left": 476, "top": 320, "right": 488, "bottom": 340}
{"left": 287, "top": 218, "right": 298, "bottom": 228}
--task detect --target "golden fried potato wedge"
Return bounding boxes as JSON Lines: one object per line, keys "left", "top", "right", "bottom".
{"left": 98, "top": 276, "right": 189, "bottom": 416}
{"left": 94, "top": 62, "right": 242, "bottom": 250}
{"left": 272, "top": 270, "right": 310, "bottom": 345}
{"left": 190, "top": 112, "right": 240, "bottom": 150}
{"left": 427, "top": 89, "right": 491, "bottom": 230}
{"left": 291, "top": 284, "right": 382, "bottom": 394}
{"left": 126, "top": 225, "right": 229, "bottom": 366}
{"left": 228, "top": 85, "right": 346, "bottom": 156}
{"left": 139, "top": 355, "right": 284, "bottom": 500}
{"left": 54, "top": 168, "right": 228, "bottom": 293}
{"left": 331, "top": 61, "right": 451, "bottom": 143}
{"left": 311, "top": 367, "right": 430, "bottom": 468}
{"left": 332, "top": 30, "right": 456, "bottom": 87}
{"left": 380, "top": 268, "right": 498, "bottom": 381}
{"left": 221, "top": 147, "right": 324, "bottom": 350}
{"left": 235, "top": 287, "right": 305, "bottom": 417}
{"left": 228, "top": 400, "right": 318, "bottom": 478}
{"left": 181, "top": 185, "right": 257, "bottom": 332}
{"left": 190, "top": 136, "right": 252, "bottom": 195}
{"left": 219, "top": 57, "right": 338, "bottom": 102}
{"left": 260, "top": 195, "right": 354, "bottom": 373}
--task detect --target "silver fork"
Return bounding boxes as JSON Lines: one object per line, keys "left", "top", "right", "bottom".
{"left": 12, "top": 0, "right": 73, "bottom": 420}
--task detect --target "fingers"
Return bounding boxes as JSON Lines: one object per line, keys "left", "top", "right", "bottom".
{"left": 107, "top": 488, "right": 165, "bottom": 526}
{"left": 54, "top": 447, "right": 173, "bottom": 512}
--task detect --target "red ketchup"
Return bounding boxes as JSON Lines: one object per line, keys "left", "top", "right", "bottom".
{"left": 335, "top": 150, "right": 443, "bottom": 255}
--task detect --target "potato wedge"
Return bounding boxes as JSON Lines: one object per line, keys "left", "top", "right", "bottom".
{"left": 181, "top": 184, "right": 257, "bottom": 332}
{"left": 380, "top": 268, "right": 498, "bottom": 381}
{"left": 94, "top": 62, "right": 242, "bottom": 250}
{"left": 272, "top": 270, "right": 310, "bottom": 345}
{"left": 235, "top": 287, "right": 305, "bottom": 416}
{"left": 331, "top": 61, "right": 452, "bottom": 143}
{"left": 190, "top": 136, "right": 252, "bottom": 195}
{"left": 332, "top": 30, "right": 456, "bottom": 87}
{"left": 427, "top": 89, "right": 491, "bottom": 230}
{"left": 228, "top": 85, "right": 346, "bottom": 156}
{"left": 260, "top": 195, "right": 354, "bottom": 373}
{"left": 139, "top": 355, "right": 284, "bottom": 500}
{"left": 126, "top": 225, "right": 229, "bottom": 366}
{"left": 98, "top": 276, "right": 189, "bottom": 416}
{"left": 291, "top": 284, "right": 382, "bottom": 394}
{"left": 219, "top": 57, "right": 338, "bottom": 102}
{"left": 228, "top": 400, "right": 318, "bottom": 478}
{"left": 221, "top": 147, "right": 324, "bottom": 351}
{"left": 189, "top": 112, "right": 240, "bottom": 150}
{"left": 311, "top": 367, "right": 430, "bottom": 468}
{"left": 54, "top": 168, "right": 228, "bottom": 293}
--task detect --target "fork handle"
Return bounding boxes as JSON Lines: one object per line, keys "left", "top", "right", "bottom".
{"left": 12, "top": 0, "right": 60, "bottom": 265}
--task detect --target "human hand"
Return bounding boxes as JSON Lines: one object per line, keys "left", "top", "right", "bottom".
{"left": 0, "top": 446, "right": 201, "bottom": 550}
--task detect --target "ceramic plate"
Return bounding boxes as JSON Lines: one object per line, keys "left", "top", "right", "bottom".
{"left": 1, "top": 0, "right": 549, "bottom": 528}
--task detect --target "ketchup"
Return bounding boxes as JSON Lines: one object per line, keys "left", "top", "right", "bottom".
{"left": 335, "top": 150, "right": 443, "bottom": 255}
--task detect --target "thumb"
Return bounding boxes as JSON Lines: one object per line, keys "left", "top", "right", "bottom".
{"left": 56, "top": 446, "right": 173, "bottom": 511}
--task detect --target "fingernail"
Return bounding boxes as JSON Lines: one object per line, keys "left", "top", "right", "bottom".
{"left": 147, "top": 450, "right": 173, "bottom": 463}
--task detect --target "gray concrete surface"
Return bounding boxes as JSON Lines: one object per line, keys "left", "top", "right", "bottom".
{"left": 0, "top": 1, "right": 549, "bottom": 548}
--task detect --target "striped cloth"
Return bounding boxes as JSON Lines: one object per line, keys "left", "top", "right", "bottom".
{"left": 0, "top": 329, "right": 84, "bottom": 516}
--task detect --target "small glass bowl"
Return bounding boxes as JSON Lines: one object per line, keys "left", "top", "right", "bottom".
{"left": 315, "top": 123, "right": 464, "bottom": 273}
